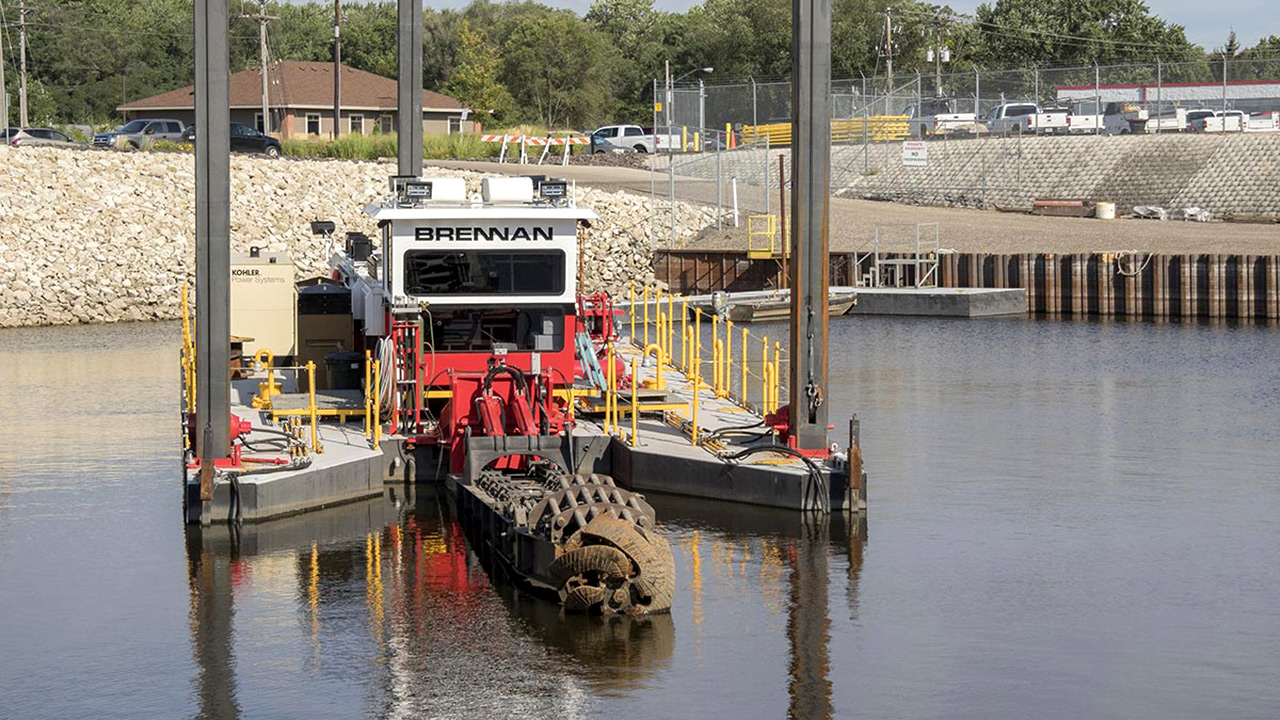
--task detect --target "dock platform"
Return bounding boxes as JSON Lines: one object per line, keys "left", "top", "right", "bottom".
{"left": 593, "top": 343, "right": 861, "bottom": 513}
{"left": 189, "top": 378, "right": 392, "bottom": 524}
{"left": 667, "top": 286, "right": 1025, "bottom": 321}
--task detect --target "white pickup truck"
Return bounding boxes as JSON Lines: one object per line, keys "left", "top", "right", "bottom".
{"left": 1190, "top": 110, "right": 1246, "bottom": 133}
{"left": 981, "top": 103, "right": 1069, "bottom": 135}
{"left": 1065, "top": 102, "right": 1151, "bottom": 134}
{"left": 905, "top": 98, "right": 980, "bottom": 137}
{"left": 590, "top": 124, "right": 686, "bottom": 153}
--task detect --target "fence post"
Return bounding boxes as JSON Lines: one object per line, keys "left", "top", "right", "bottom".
{"left": 763, "top": 134, "right": 770, "bottom": 217}
{"left": 1033, "top": 67, "right": 1039, "bottom": 105}
{"left": 751, "top": 77, "right": 758, "bottom": 129}
{"left": 974, "top": 68, "right": 980, "bottom": 116}
{"left": 1222, "top": 57, "right": 1228, "bottom": 114}
{"left": 716, "top": 145, "right": 723, "bottom": 229}
{"left": 1094, "top": 61, "right": 1101, "bottom": 136}
{"left": 1157, "top": 59, "right": 1162, "bottom": 118}
{"left": 668, "top": 133, "right": 676, "bottom": 249}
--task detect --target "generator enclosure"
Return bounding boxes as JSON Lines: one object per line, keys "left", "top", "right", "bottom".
{"left": 230, "top": 249, "right": 297, "bottom": 358}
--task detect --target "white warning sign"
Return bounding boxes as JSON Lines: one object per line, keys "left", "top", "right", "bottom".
{"left": 902, "top": 141, "right": 928, "bottom": 168}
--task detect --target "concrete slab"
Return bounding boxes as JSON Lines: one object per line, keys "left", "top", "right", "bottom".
{"left": 847, "top": 286, "right": 1027, "bottom": 317}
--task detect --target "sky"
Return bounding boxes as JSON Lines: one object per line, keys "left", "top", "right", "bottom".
{"left": 406, "top": 0, "right": 1276, "bottom": 52}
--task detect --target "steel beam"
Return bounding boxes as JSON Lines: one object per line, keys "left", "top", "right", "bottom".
{"left": 397, "top": 0, "right": 423, "bottom": 176}
{"left": 194, "top": 0, "right": 232, "bottom": 522}
{"left": 788, "top": 0, "right": 832, "bottom": 451}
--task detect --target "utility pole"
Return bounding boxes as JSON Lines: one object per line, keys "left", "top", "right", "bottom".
{"left": 884, "top": 8, "right": 893, "bottom": 101}
{"left": 934, "top": 16, "right": 943, "bottom": 97}
{"left": 240, "top": 3, "right": 277, "bottom": 134}
{"left": 19, "top": 0, "right": 28, "bottom": 126}
{"left": 332, "top": 0, "right": 340, "bottom": 139}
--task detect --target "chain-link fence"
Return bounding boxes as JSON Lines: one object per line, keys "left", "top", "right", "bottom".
{"left": 643, "top": 57, "right": 1280, "bottom": 252}
{"left": 661, "top": 57, "right": 1280, "bottom": 133}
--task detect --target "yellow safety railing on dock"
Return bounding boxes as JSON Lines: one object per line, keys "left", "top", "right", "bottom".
{"left": 628, "top": 283, "right": 788, "bottom": 448}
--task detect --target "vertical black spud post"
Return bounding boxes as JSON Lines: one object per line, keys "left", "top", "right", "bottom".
{"left": 194, "top": 0, "right": 231, "bottom": 524}
{"left": 397, "top": 0, "right": 423, "bottom": 177}
{"left": 789, "top": 0, "right": 832, "bottom": 452}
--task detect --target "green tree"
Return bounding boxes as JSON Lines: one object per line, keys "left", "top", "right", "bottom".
{"left": 498, "top": 8, "right": 620, "bottom": 128}
{"left": 445, "top": 20, "right": 515, "bottom": 122}
{"left": 970, "top": 0, "right": 1200, "bottom": 68}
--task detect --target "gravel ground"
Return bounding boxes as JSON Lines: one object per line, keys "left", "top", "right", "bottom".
{"left": 435, "top": 160, "right": 1280, "bottom": 255}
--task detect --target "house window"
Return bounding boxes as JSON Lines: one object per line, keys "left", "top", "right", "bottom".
{"left": 448, "top": 116, "right": 462, "bottom": 134}
{"left": 349, "top": 114, "right": 364, "bottom": 135}
{"left": 254, "top": 112, "right": 276, "bottom": 134}
{"left": 306, "top": 113, "right": 321, "bottom": 136}
{"left": 379, "top": 115, "right": 393, "bottom": 134}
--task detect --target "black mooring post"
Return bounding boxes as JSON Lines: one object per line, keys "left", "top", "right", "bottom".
{"left": 397, "top": 0, "right": 423, "bottom": 177}
{"left": 789, "top": 0, "right": 832, "bottom": 451}
{"left": 194, "top": 0, "right": 231, "bottom": 524}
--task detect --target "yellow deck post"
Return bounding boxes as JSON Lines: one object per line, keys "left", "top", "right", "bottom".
{"left": 372, "top": 358, "right": 381, "bottom": 450}
{"left": 691, "top": 346, "right": 700, "bottom": 446}
{"left": 629, "top": 281, "right": 636, "bottom": 345}
{"left": 773, "top": 341, "right": 781, "bottom": 415}
{"left": 655, "top": 288, "right": 663, "bottom": 350}
{"left": 364, "top": 350, "right": 372, "bottom": 438}
{"left": 740, "top": 326, "right": 748, "bottom": 406}
{"left": 630, "top": 357, "right": 639, "bottom": 446}
{"left": 307, "top": 361, "right": 322, "bottom": 453}
{"left": 642, "top": 285, "right": 650, "bottom": 350}
{"left": 725, "top": 320, "right": 734, "bottom": 400}
{"left": 761, "top": 335, "right": 769, "bottom": 411}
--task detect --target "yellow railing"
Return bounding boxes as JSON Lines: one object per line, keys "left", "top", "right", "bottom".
{"left": 747, "top": 215, "right": 778, "bottom": 259}
{"left": 628, "top": 283, "right": 787, "bottom": 448}
{"left": 741, "top": 116, "right": 910, "bottom": 146}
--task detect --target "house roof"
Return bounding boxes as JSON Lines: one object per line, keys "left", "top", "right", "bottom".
{"left": 118, "top": 60, "right": 463, "bottom": 113}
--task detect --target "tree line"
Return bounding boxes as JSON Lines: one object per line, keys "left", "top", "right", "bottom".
{"left": 3, "top": 0, "right": 1278, "bottom": 128}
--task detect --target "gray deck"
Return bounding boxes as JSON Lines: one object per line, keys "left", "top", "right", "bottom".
{"left": 640, "top": 285, "right": 1026, "bottom": 319}
{"left": 600, "top": 344, "right": 850, "bottom": 512}
{"left": 193, "top": 378, "right": 391, "bottom": 524}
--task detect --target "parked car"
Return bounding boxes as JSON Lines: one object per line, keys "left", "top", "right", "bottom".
{"left": 92, "top": 118, "right": 186, "bottom": 149}
{"left": 1066, "top": 101, "right": 1150, "bottom": 134}
{"left": 906, "top": 97, "right": 979, "bottom": 137}
{"left": 982, "top": 103, "right": 1069, "bottom": 134}
{"left": 590, "top": 124, "right": 687, "bottom": 153}
{"left": 7, "top": 127, "right": 87, "bottom": 148}
{"left": 0, "top": 127, "right": 19, "bottom": 142}
{"left": 1183, "top": 109, "right": 1216, "bottom": 131}
{"left": 1190, "top": 110, "right": 1246, "bottom": 132}
{"left": 181, "top": 123, "right": 283, "bottom": 157}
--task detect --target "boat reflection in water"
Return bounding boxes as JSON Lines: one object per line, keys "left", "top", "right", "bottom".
{"left": 648, "top": 492, "right": 866, "bottom": 720}
{"left": 183, "top": 486, "right": 678, "bottom": 718}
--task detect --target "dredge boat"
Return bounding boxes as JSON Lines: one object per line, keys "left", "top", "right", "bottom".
{"left": 333, "top": 174, "right": 674, "bottom": 614}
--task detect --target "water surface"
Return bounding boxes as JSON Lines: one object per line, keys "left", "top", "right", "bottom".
{"left": 1, "top": 317, "right": 1278, "bottom": 719}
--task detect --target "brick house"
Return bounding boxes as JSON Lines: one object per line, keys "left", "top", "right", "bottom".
{"left": 118, "top": 60, "right": 477, "bottom": 138}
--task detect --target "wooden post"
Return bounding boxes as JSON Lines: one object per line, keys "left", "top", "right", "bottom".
{"left": 1242, "top": 255, "right": 1255, "bottom": 320}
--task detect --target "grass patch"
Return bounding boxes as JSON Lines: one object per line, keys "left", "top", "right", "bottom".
{"left": 282, "top": 132, "right": 503, "bottom": 161}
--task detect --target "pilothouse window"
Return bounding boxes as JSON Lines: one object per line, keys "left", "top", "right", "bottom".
{"left": 403, "top": 250, "right": 565, "bottom": 296}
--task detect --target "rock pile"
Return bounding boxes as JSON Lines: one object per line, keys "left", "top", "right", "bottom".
{"left": 0, "top": 146, "right": 712, "bottom": 328}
